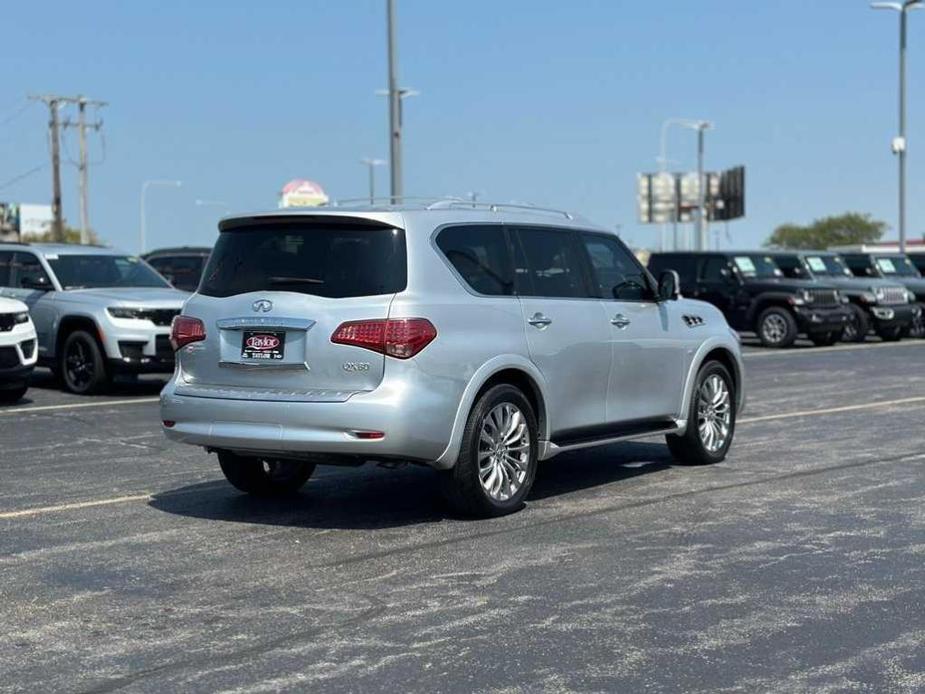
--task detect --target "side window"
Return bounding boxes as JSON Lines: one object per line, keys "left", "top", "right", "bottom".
{"left": 512, "top": 227, "right": 589, "bottom": 299}
{"left": 700, "top": 256, "right": 730, "bottom": 282}
{"left": 12, "top": 253, "right": 51, "bottom": 288}
{"left": 843, "top": 255, "right": 869, "bottom": 277}
{"left": 0, "top": 251, "right": 12, "bottom": 287}
{"left": 581, "top": 233, "right": 650, "bottom": 301}
{"left": 774, "top": 257, "right": 802, "bottom": 279}
{"left": 435, "top": 225, "right": 514, "bottom": 296}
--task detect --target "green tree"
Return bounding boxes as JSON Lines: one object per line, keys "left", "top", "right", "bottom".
{"left": 765, "top": 213, "right": 887, "bottom": 250}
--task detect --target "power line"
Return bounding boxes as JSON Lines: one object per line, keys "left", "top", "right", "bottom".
{"left": 0, "top": 100, "right": 34, "bottom": 127}
{"left": 0, "top": 162, "right": 47, "bottom": 191}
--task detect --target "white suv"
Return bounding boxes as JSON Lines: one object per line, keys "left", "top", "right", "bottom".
{"left": 161, "top": 202, "right": 745, "bottom": 517}
{"left": 0, "top": 297, "right": 37, "bottom": 403}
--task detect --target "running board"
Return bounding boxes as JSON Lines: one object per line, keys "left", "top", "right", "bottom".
{"left": 539, "top": 418, "right": 685, "bottom": 460}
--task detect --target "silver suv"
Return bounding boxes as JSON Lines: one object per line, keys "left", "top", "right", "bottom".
{"left": 0, "top": 244, "right": 188, "bottom": 394}
{"left": 161, "top": 203, "right": 745, "bottom": 517}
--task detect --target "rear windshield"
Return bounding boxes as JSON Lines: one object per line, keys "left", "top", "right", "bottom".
{"left": 199, "top": 223, "right": 407, "bottom": 298}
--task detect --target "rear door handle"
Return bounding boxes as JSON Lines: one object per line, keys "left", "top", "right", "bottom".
{"left": 611, "top": 314, "right": 631, "bottom": 328}
{"left": 528, "top": 312, "right": 553, "bottom": 328}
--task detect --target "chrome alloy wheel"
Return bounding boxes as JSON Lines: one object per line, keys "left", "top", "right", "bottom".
{"left": 478, "top": 403, "right": 531, "bottom": 501}
{"left": 697, "top": 374, "right": 732, "bottom": 454}
{"left": 761, "top": 313, "right": 788, "bottom": 344}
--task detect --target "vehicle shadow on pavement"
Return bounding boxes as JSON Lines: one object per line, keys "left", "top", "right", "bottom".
{"left": 27, "top": 368, "right": 167, "bottom": 396}
{"left": 148, "top": 442, "right": 672, "bottom": 529}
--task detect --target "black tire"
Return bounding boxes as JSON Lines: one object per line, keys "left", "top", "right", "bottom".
{"left": 0, "top": 384, "right": 27, "bottom": 404}
{"left": 842, "top": 304, "right": 870, "bottom": 343}
{"left": 439, "top": 384, "right": 538, "bottom": 518}
{"left": 809, "top": 330, "right": 841, "bottom": 347}
{"left": 909, "top": 309, "right": 925, "bottom": 339}
{"left": 667, "top": 361, "right": 736, "bottom": 466}
{"left": 60, "top": 330, "right": 109, "bottom": 394}
{"left": 756, "top": 306, "right": 798, "bottom": 348}
{"left": 876, "top": 325, "right": 904, "bottom": 342}
{"left": 217, "top": 450, "right": 316, "bottom": 496}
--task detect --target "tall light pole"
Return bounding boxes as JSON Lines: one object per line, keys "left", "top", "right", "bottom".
{"left": 140, "top": 180, "right": 181, "bottom": 253}
{"left": 872, "top": 1, "right": 922, "bottom": 254}
{"left": 360, "top": 158, "right": 386, "bottom": 203}
{"left": 658, "top": 118, "right": 713, "bottom": 250}
{"left": 382, "top": 1, "right": 420, "bottom": 204}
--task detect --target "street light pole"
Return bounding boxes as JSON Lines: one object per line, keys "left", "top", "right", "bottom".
{"left": 140, "top": 180, "right": 181, "bottom": 254}
{"left": 659, "top": 118, "right": 713, "bottom": 250}
{"left": 872, "top": 0, "right": 922, "bottom": 254}
{"left": 361, "top": 158, "right": 386, "bottom": 204}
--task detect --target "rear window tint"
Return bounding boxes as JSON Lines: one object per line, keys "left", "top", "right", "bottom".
{"left": 199, "top": 223, "right": 406, "bottom": 299}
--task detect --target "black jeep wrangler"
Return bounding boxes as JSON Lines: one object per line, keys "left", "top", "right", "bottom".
{"left": 648, "top": 251, "right": 850, "bottom": 348}
{"left": 767, "top": 251, "right": 918, "bottom": 342}
{"left": 841, "top": 252, "right": 925, "bottom": 338}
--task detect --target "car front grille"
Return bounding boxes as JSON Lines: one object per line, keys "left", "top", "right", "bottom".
{"left": 0, "top": 346, "right": 20, "bottom": 368}
{"left": 138, "top": 309, "right": 180, "bottom": 327}
{"left": 879, "top": 287, "right": 909, "bottom": 305}
{"left": 0, "top": 314, "right": 15, "bottom": 332}
{"left": 808, "top": 288, "right": 839, "bottom": 306}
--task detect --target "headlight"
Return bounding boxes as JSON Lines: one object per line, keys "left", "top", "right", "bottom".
{"left": 802, "top": 289, "right": 814, "bottom": 303}
{"left": 14, "top": 312, "right": 29, "bottom": 324}
{"left": 874, "top": 288, "right": 886, "bottom": 302}
{"left": 107, "top": 307, "right": 145, "bottom": 319}
{"left": 908, "top": 290, "right": 917, "bottom": 303}
{"left": 859, "top": 291, "right": 877, "bottom": 304}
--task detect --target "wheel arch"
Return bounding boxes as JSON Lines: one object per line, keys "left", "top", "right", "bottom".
{"left": 677, "top": 338, "right": 745, "bottom": 432}
{"left": 55, "top": 314, "right": 104, "bottom": 358}
{"left": 433, "top": 356, "right": 550, "bottom": 470}
{"left": 746, "top": 295, "right": 795, "bottom": 326}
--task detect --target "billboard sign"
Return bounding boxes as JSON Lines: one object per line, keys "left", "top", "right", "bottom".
{"left": 637, "top": 167, "right": 743, "bottom": 224}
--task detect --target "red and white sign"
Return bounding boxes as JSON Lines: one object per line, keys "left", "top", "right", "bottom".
{"left": 245, "top": 334, "right": 281, "bottom": 351}
{"left": 279, "top": 179, "right": 329, "bottom": 208}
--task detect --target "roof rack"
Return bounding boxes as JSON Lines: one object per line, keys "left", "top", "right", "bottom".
{"left": 330, "top": 195, "right": 574, "bottom": 220}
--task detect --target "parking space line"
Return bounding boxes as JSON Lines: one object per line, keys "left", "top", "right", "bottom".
{"left": 0, "top": 397, "right": 160, "bottom": 415}
{"left": 743, "top": 340, "right": 924, "bottom": 358}
{"left": 0, "top": 494, "right": 152, "bottom": 519}
{"left": 739, "top": 396, "right": 925, "bottom": 424}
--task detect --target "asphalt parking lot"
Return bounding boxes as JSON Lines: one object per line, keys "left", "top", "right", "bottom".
{"left": 2, "top": 341, "right": 925, "bottom": 693}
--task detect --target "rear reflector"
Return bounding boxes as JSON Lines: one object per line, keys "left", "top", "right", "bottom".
{"left": 170, "top": 315, "right": 206, "bottom": 351}
{"left": 162, "top": 420, "right": 176, "bottom": 428}
{"left": 331, "top": 318, "right": 437, "bottom": 359}
{"left": 352, "top": 430, "right": 385, "bottom": 440}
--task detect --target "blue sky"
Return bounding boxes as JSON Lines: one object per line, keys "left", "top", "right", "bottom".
{"left": 0, "top": 0, "right": 921, "bottom": 251}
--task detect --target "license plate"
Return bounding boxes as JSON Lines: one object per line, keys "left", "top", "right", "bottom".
{"left": 241, "top": 330, "right": 286, "bottom": 360}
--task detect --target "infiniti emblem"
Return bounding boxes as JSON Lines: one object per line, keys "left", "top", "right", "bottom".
{"left": 252, "top": 299, "right": 273, "bottom": 313}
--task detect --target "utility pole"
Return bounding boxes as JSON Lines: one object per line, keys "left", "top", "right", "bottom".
{"left": 30, "top": 93, "right": 106, "bottom": 244}
{"left": 63, "top": 96, "right": 106, "bottom": 244}
{"left": 29, "top": 95, "right": 65, "bottom": 241}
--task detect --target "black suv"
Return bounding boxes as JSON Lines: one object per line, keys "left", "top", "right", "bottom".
{"left": 841, "top": 252, "right": 925, "bottom": 338}
{"left": 648, "top": 252, "right": 850, "bottom": 347}
{"left": 767, "top": 251, "right": 918, "bottom": 342}
{"left": 142, "top": 246, "right": 211, "bottom": 292}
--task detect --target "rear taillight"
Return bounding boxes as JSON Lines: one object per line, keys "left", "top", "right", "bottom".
{"left": 331, "top": 318, "right": 437, "bottom": 359}
{"left": 170, "top": 315, "right": 206, "bottom": 351}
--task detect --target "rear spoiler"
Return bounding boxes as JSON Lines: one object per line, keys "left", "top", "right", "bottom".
{"left": 218, "top": 213, "right": 403, "bottom": 233}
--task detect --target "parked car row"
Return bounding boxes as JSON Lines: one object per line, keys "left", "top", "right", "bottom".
{"left": 647, "top": 251, "right": 924, "bottom": 347}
